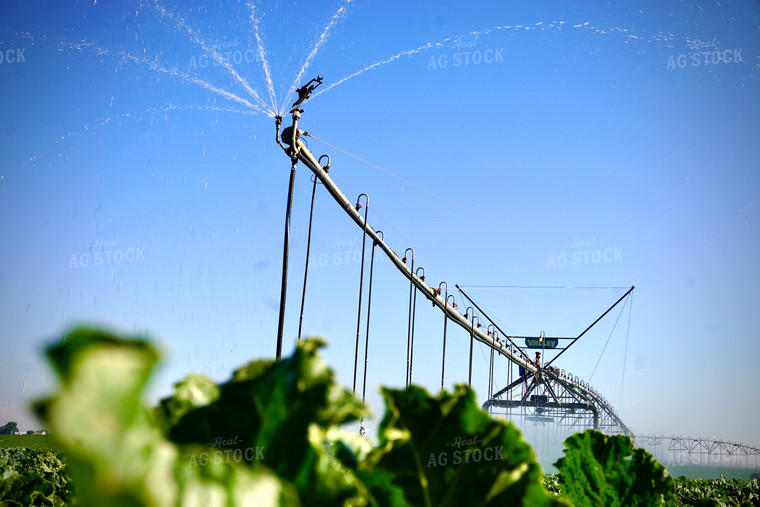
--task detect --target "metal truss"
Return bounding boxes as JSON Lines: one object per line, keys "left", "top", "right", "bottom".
{"left": 636, "top": 435, "right": 760, "bottom": 458}
{"left": 483, "top": 366, "right": 634, "bottom": 437}
{"left": 276, "top": 102, "right": 757, "bottom": 466}
{"left": 283, "top": 114, "right": 635, "bottom": 439}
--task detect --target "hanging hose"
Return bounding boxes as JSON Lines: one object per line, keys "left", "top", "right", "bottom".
{"left": 360, "top": 231, "right": 382, "bottom": 435}
{"left": 467, "top": 309, "right": 479, "bottom": 387}
{"left": 403, "top": 248, "right": 414, "bottom": 387}
{"left": 489, "top": 332, "right": 496, "bottom": 415}
{"left": 352, "top": 194, "right": 369, "bottom": 395}
{"left": 297, "top": 164, "right": 326, "bottom": 340}
{"left": 408, "top": 266, "right": 424, "bottom": 386}
{"left": 441, "top": 293, "right": 456, "bottom": 390}
{"left": 439, "top": 282, "right": 448, "bottom": 391}
{"left": 487, "top": 325, "right": 496, "bottom": 403}
{"left": 275, "top": 158, "right": 298, "bottom": 360}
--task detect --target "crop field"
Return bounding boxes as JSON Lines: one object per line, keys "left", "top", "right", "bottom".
{"left": 1, "top": 328, "right": 759, "bottom": 506}
{"left": 0, "top": 434, "right": 56, "bottom": 451}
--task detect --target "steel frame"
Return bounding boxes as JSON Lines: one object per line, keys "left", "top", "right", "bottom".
{"left": 274, "top": 103, "right": 758, "bottom": 467}
{"left": 484, "top": 366, "right": 634, "bottom": 436}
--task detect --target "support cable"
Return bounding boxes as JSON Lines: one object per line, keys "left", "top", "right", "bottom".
{"left": 302, "top": 132, "right": 552, "bottom": 251}
{"left": 457, "top": 285, "right": 529, "bottom": 362}
{"left": 459, "top": 285, "right": 630, "bottom": 290}
{"left": 588, "top": 297, "right": 629, "bottom": 382}
{"left": 619, "top": 293, "right": 633, "bottom": 412}
{"left": 544, "top": 286, "right": 635, "bottom": 368}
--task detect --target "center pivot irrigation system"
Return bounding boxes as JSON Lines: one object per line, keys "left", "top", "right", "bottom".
{"left": 273, "top": 77, "right": 634, "bottom": 436}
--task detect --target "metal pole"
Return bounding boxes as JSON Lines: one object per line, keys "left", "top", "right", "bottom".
{"left": 352, "top": 194, "right": 369, "bottom": 395}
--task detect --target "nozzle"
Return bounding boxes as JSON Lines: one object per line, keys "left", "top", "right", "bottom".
{"left": 292, "top": 76, "right": 324, "bottom": 108}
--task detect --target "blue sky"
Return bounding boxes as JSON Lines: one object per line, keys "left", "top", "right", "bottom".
{"left": 1, "top": 0, "right": 759, "bottom": 467}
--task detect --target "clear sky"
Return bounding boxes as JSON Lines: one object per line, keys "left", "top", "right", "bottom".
{"left": 1, "top": 0, "right": 758, "bottom": 465}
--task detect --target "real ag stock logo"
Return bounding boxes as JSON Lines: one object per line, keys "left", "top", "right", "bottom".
{"left": 0, "top": 47, "right": 26, "bottom": 65}
{"left": 309, "top": 236, "right": 383, "bottom": 269}
{"left": 666, "top": 37, "right": 743, "bottom": 70}
{"left": 188, "top": 435, "right": 265, "bottom": 466}
{"left": 426, "top": 435, "right": 505, "bottom": 467}
{"left": 546, "top": 236, "right": 623, "bottom": 269}
{"left": 68, "top": 236, "right": 147, "bottom": 268}
{"left": 427, "top": 35, "right": 504, "bottom": 70}
{"left": 187, "top": 38, "right": 258, "bottom": 70}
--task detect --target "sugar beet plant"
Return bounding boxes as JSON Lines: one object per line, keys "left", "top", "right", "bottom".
{"left": 13, "top": 328, "right": 681, "bottom": 505}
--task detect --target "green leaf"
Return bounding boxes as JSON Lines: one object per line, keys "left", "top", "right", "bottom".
{"left": 34, "top": 328, "right": 300, "bottom": 507}
{"left": 157, "top": 337, "right": 369, "bottom": 507}
{"left": 155, "top": 374, "right": 220, "bottom": 431}
{"left": 673, "top": 475, "right": 760, "bottom": 506}
{"left": 361, "top": 384, "right": 567, "bottom": 507}
{"left": 554, "top": 429, "right": 675, "bottom": 506}
{"left": 0, "top": 448, "right": 72, "bottom": 505}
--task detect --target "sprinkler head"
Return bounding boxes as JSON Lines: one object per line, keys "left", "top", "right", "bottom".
{"left": 293, "top": 76, "right": 324, "bottom": 107}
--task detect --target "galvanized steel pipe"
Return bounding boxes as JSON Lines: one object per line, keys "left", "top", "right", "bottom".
{"left": 291, "top": 134, "right": 538, "bottom": 375}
